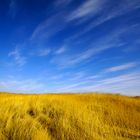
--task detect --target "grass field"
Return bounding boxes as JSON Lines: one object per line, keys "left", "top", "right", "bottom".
{"left": 0, "top": 92, "right": 139, "bottom": 140}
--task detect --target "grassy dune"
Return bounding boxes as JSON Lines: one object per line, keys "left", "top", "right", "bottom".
{"left": 0, "top": 93, "right": 139, "bottom": 140}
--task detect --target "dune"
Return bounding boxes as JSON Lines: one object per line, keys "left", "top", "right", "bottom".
{"left": 0, "top": 92, "right": 139, "bottom": 140}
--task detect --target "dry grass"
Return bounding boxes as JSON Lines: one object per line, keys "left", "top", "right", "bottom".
{"left": 0, "top": 92, "right": 140, "bottom": 140}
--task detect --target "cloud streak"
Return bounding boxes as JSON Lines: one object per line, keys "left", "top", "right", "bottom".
{"left": 0, "top": 79, "right": 45, "bottom": 93}
{"left": 35, "top": 48, "right": 51, "bottom": 56}
{"left": 55, "top": 71, "right": 140, "bottom": 95}
{"left": 54, "top": 46, "right": 67, "bottom": 55}
{"left": 8, "top": 47, "right": 26, "bottom": 67}
{"left": 86, "top": 0, "right": 140, "bottom": 30}
{"left": 30, "top": 13, "right": 66, "bottom": 42}
{"left": 51, "top": 24, "right": 131, "bottom": 67}
{"left": 105, "top": 62, "right": 137, "bottom": 72}
{"left": 68, "top": 0, "right": 105, "bottom": 21}
{"left": 66, "top": 0, "right": 140, "bottom": 40}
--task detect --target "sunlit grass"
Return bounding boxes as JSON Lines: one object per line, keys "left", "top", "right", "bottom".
{"left": 0, "top": 92, "right": 139, "bottom": 140}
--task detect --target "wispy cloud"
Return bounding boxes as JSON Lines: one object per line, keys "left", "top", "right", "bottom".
{"left": 0, "top": 79, "right": 45, "bottom": 93}
{"left": 68, "top": 0, "right": 105, "bottom": 21}
{"left": 105, "top": 62, "right": 137, "bottom": 72}
{"left": 55, "top": 71, "right": 140, "bottom": 95}
{"left": 51, "top": 25, "right": 128, "bottom": 67}
{"left": 99, "top": 72, "right": 140, "bottom": 85}
{"left": 51, "top": 45, "right": 109, "bottom": 67}
{"left": 94, "top": 1, "right": 139, "bottom": 27}
{"left": 78, "top": 0, "right": 140, "bottom": 32}
{"left": 8, "top": 47, "right": 26, "bottom": 67}
{"left": 54, "top": 46, "right": 67, "bottom": 54}
{"left": 66, "top": 0, "right": 140, "bottom": 41}
{"left": 64, "top": 46, "right": 110, "bottom": 65}
{"left": 32, "top": 46, "right": 66, "bottom": 57}
{"left": 36, "top": 48, "right": 51, "bottom": 56}
{"left": 30, "top": 13, "right": 66, "bottom": 41}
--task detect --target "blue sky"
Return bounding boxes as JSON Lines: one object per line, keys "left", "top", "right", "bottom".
{"left": 0, "top": 0, "right": 140, "bottom": 95}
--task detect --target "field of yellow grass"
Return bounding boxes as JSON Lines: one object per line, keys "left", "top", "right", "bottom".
{"left": 0, "top": 92, "right": 139, "bottom": 140}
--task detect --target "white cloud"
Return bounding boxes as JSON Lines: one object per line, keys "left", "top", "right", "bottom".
{"left": 66, "top": 0, "right": 140, "bottom": 40}
{"left": 36, "top": 48, "right": 51, "bottom": 56}
{"left": 8, "top": 47, "right": 26, "bottom": 67}
{"left": 30, "top": 13, "right": 66, "bottom": 41}
{"left": 68, "top": 0, "right": 105, "bottom": 21}
{"left": 67, "top": 46, "right": 109, "bottom": 65}
{"left": 51, "top": 25, "right": 127, "bottom": 67}
{"left": 32, "top": 46, "right": 66, "bottom": 57}
{"left": 105, "top": 62, "right": 137, "bottom": 72}
{"left": 54, "top": 71, "right": 140, "bottom": 96}
{"left": 80, "top": 0, "right": 140, "bottom": 32}
{"left": 51, "top": 43, "right": 114, "bottom": 67}
{"left": 100, "top": 73, "right": 140, "bottom": 85}
{"left": 0, "top": 79, "right": 45, "bottom": 93}
{"left": 54, "top": 46, "right": 66, "bottom": 54}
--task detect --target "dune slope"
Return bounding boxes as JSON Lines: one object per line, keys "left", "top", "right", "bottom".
{"left": 0, "top": 93, "right": 140, "bottom": 140}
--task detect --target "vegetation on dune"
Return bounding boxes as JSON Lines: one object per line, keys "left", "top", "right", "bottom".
{"left": 0, "top": 93, "right": 140, "bottom": 140}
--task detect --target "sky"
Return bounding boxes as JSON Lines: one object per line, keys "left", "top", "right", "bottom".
{"left": 0, "top": 0, "right": 140, "bottom": 95}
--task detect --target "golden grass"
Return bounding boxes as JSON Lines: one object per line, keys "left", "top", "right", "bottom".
{"left": 0, "top": 92, "right": 140, "bottom": 140}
